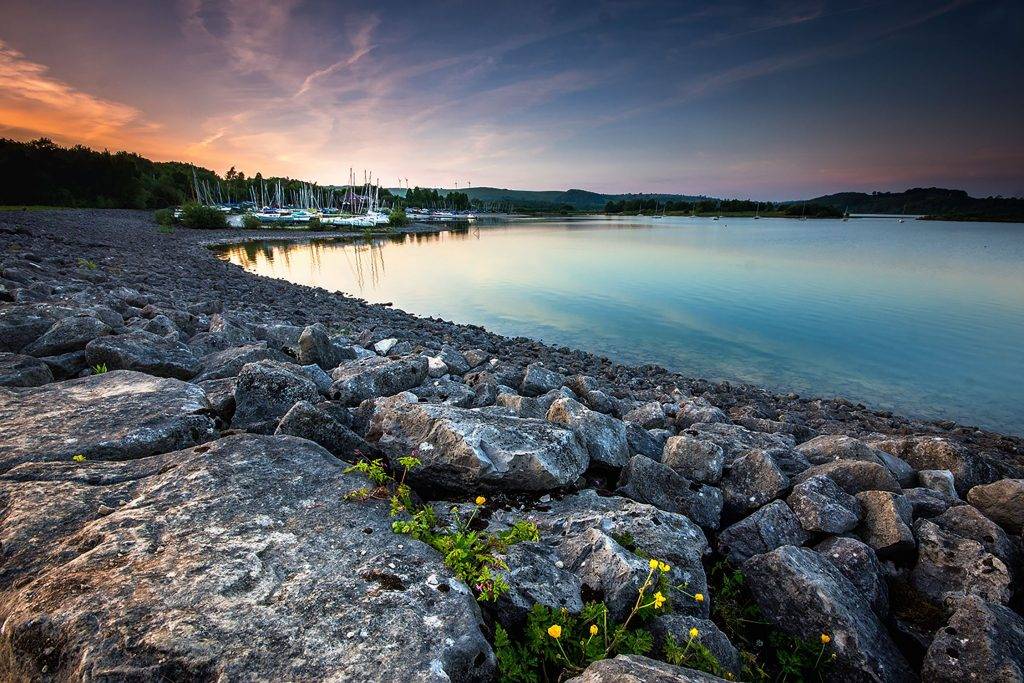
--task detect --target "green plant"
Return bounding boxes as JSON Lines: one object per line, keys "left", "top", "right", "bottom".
{"left": 71, "top": 454, "right": 86, "bottom": 463}
{"left": 157, "top": 224, "right": 174, "bottom": 234}
{"left": 153, "top": 208, "right": 175, "bottom": 226}
{"left": 664, "top": 631, "right": 727, "bottom": 678}
{"left": 242, "top": 213, "right": 261, "bottom": 229}
{"left": 344, "top": 454, "right": 537, "bottom": 602}
{"left": 308, "top": 216, "right": 325, "bottom": 231}
{"left": 495, "top": 560, "right": 675, "bottom": 681}
{"left": 77, "top": 257, "right": 98, "bottom": 270}
{"left": 179, "top": 202, "right": 227, "bottom": 229}
{"left": 388, "top": 206, "right": 409, "bottom": 227}
{"left": 91, "top": 363, "right": 108, "bottom": 374}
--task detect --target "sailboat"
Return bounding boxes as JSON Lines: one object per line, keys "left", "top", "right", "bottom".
{"left": 652, "top": 201, "right": 663, "bottom": 218}
{"left": 754, "top": 202, "right": 760, "bottom": 219}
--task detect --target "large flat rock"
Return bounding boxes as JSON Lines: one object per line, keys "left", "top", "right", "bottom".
{"left": 0, "top": 370, "right": 216, "bottom": 472}
{"left": 0, "top": 434, "right": 494, "bottom": 681}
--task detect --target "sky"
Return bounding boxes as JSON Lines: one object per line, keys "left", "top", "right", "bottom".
{"left": 0, "top": 0, "right": 1021, "bottom": 199}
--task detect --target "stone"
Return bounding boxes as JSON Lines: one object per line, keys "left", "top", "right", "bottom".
{"left": 233, "top": 360, "right": 322, "bottom": 434}
{"left": 616, "top": 455, "right": 723, "bottom": 529}
{"left": 494, "top": 542, "right": 584, "bottom": 629}
{"left": 662, "top": 435, "right": 725, "bottom": 483}
{"left": 40, "top": 349, "right": 88, "bottom": 379}
{"left": 684, "top": 422, "right": 795, "bottom": 462}
{"left": 0, "top": 435, "right": 495, "bottom": 681}
{"left": 787, "top": 474, "right": 862, "bottom": 534}
{"left": 520, "top": 361, "right": 564, "bottom": 397}
{"left": 815, "top": 536, "right": 889, "bottom": 617}
{"left": 296, "top": 323, "right": 356, "bottom": 370}
{"left": 911, "top": 518, "right": 1012, "bottom": 607}
{"left": 675, "top": 398, "right": 730, "bottom": 429}
{"left": 427, "top": 355, "right": 448, "bottom": 377}
{"left": 253, "top": 322, "right": 304, "bottom": 350}
{"left": 193, "top": 342, "right": 289, "bottom": 381}
{"left": 566, "top": 655, "right": 728, "bottom": 683}
{"left": 502, "top": 491, "right": 709, "bottom": 619}
{"left": 649, "top": 616, "right": 741, "bottom": 678}
{"left": 330, "top": 355, "right": 428, "bottom": 406}
{"left": 496, "top": 390, "right": 561, "bottom": 419}
{"left": 903, "top": 487, "right": 958, "bottom": 518}
{"left": 933, "top": 504, "right": 1017, "bottom": 571}
{"left": 463, "top": 348, "right": 489, "bottom": 369}
{"left": 23, "top": 315, "right": 112, "bottom": 357}
{"left": 919, "top": 469, "right": 958, "bottom": 497}
{"left": 547, "top": 397, "right": 629, "bottom": 468}
{"left": 0, "top": 304, "right": 61, "bottom": 352}
{"left": 0, "top": 352, "right": 53, "bottom": 387}
{"left": 275, "top": 400, "right": 369, "bottom": 459}
{"left": 622, "top": 401, "right": 666, "bottom": 429}
{"left": 743, "top": 546, "right": 915, "bottom": 682}
{"left": 967, "top": 479, "right": 1024, "bottom": 532}
{"left": 855, "top": 490, "right": 915, "bottom": 557}
{"left": 296, "top": 363, "right": 333, "bottom": 395}
{"left": 0, "top": 370, "right": 215, "bottom": 472}
{"left": 792, "top": 459, "right": 900, "bottom": 495}
{"left": 921, "top": 595, "right": 1024, "bottom": 682}
{"left": 141, "top": 313, "right": 180, "bottom": 338}
{"left": 85, "top": 329, "right": 201, "bottom": 380}
{"left": 625, "top": 423, "right": 665, "bottom": 460}
{"left": 195, "top": 377, "right": 237, "bottom": 420}
{"left": 410, "top": 376, "right": 476, "bottom": 407}
{"left": 438, "top": 345, "right": 471, "bottom": 375}
{"left": 371, "top": 397, "right": 588, "bottom": 492}
{"left": 796, "top": 433, "right": 915, "bottom": 486}
{"left": 464, "top": 370, "right": 501, "bottom": 407}
{"left": 720, "top": 449, "right": 790, "bottom": 518}
{"left": 868, "top": 435, "right": 995, "bottom": 495}
{"left": 718, "top": 500, "right": 808, "bottom": 564}
{"left": 373, "top": 337, "right": 398, "bottom": 355}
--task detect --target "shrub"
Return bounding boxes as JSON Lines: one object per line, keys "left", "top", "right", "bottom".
{"left": 91, "top": 363, "right": 108, "bottom": 374}
{"left": 153, "top": 208, "right": 175, "bottom": 226}
{"left": 179, "top": 203, "right": 227, "bottom": 229}
{"left": 242, "top": 213, "right": 261, "bottom": 229}
{"left": 308, "top": 216, "right": 325, "bottom": 231}
{"left": 389, "top": 206, "right": 409, "bottom": 227}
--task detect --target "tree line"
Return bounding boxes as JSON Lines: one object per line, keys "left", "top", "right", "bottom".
{"left": 604, "top": 198, "right": 841, "bottom": 217}
{"left": 402, "top": 186, "right": 471, "bottom": 211}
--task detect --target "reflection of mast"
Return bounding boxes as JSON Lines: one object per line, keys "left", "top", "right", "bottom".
{"left": 341, "top": 239, "right": 387, "bottom": 291}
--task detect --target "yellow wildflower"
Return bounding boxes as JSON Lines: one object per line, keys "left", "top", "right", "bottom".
{"left": 820, "top": 633, "right": 831, "bottom": 645}
{"left": 689, "top": 627, "right": 700, "bottom": 639}
{"left": 72, "top": 454, "right": 86, "bottom": 463}
{"left": 547, "top": 624, "right": 562, "bottom": 639}
{"left": 475, "top": 496, "right": 487, "bottom": 506}
{"left": 653, "top": 591, "right": 666, "bottom": 609}
{"left": 589, "top": 624, "right": 599, "bottom": 636}
{"left": 694, "top": 592, "right": 705, "bottom": 603}
{"left": 658, "top": 561, "right": 670, "bottom": 572}
{"left": 649, "top": 558, "right": 659, "bottom": 570}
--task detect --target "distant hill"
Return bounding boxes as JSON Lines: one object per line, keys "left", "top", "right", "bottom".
{"left": 810, "top": 187, "right": 1024, "bottom": 221}
{"left": 389, "top": 186, "right": 707, "bottom": 211}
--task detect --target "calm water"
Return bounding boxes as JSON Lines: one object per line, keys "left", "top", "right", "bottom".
{"left": 214, "top": 216, "right": 1024, "bottom": 435}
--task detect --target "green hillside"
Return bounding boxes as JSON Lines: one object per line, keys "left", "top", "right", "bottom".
{"left": 810, "top": 187, "right": 1024, "bottom": 221}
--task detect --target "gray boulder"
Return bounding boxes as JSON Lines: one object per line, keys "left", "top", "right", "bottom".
{"left": 684, "top": 422, "right": 795, "bottom": 461}
{"left": 720, "top": 448, "right": 790, "bottom": 518}
{"left": 792, "top": 459, "right": 901, "bottom": 495}
{"left": 675, "top": 398, "right": 730, "bottom": 429}
{"left": 921, "top": 596, "right": 1024, "bottom": 682}
{"left": 903, "top": 486, "right": 958, "bottom": 518}
{"left": 195, "top": 377, "right": 237, "bottom": 420}
{"left": 566, "top": 655, "right": 728, "bottom": 683}
{"left": 0, "top": 370, "right": 215, "bottom": 473}
{"left": 718, "top": 500, "right": 808, "bottom": 564}
{"left": 622, "top": 401, "right": 666, "bottom": 429}
{"left": 815, "top": 536, "right": 889, "bottom": 617}
{"left": 412, "top": 376, "right": 477, "bottom": 407}
{"left": 330, "top": 355, "right": 428, "bottom": 406}
{"left": 233, "top": 360, "right": 321, "bottom": 433}
{"left": 520, "top": 362, "right": 564, "bottom": 397}
{"left": 438, "top": 345, "right": 471, "bottom": 375}
{"left": 649, "top": 615, "right": 741, "bottom": 677}
{"left": 0, "top": 352, "right": 53, "bottom": 387}
{"left": 86, "top": 330, "right": 201, "bottom": 380}
{"left": 0, "top": 304, "right": 61, "bottom": 352}
{"left": 40, "top": 349, "right": 88, "bottom": 379}
{"left": 933, "top": 504, "right": 1017, "bottom": 571}
{"left": 193, "top": 342, "right": 289, "bottom": 381}
{"left": 616, "top": 455, "right": 723, "bottom": 530}
{"left": 275, "top": 400, "right": 369, "bottom": 459}
{"left": 662, "top": 435, "right": 725, "bottom": 483}
{"left": 967, "top": 479, "right": 1024, "bottom": 533}
{"left": 743, "top": 545, "right": 915, "bottom": 682}
{"left": 253, "top": 322, "right": 304, "bottom": 350}
{"left": 919, "top": 469, "right": 958, "bottom": 497}
{"left": 797, "top": 434, "right": 915, "bottom": 487}
{"left": 626, "top": 423, "right": 666, "bottom": 460}
{"left": 23, "top": 315, "right": 112, "bottom": 357}
{"left": 496, "top": 389, "right": 563, "bottom": 419}
{"left": 911, "top": 518, "right": 1012, "bottom": 607}
{"left": 868, "top": 435, "right": 995, "bottom": 495}
{"left": 297, "top": 323, "right": 356, "bottom": 370}
{"left": 0, "top": 435, "right": 495, "bottom": 681}
{"left": 371, "top": 398, "right": 588, "bottom": 491}
{"left": 787, "top": 474, "right": 862, "bottom": 534}
{"left": 547, "top": 397, "right": 629, "bottom": 468}
{"left": 494, "top": 542, "right": 584, "bottom": 629}
{"left": 855, "top": 490, "right": 915, "bottom": 557}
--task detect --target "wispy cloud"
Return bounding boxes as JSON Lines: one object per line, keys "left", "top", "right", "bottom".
{"left": 0, "top": 39, "right": 156, "bottom": 141}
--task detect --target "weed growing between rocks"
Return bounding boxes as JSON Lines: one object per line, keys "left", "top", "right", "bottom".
{"left": 91, "top": 363, "right": 108, "bottom": 374}
{"left": 344, "top": 454, "right": 539, "bottom": 602}
{"left": 77, "top": 257, "right": 98, "bottom": 270}
{"left": 494, "top": 560, "right": 672, "bottom": 681}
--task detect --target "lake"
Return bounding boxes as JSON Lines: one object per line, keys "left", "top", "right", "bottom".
{"left": 214, "top": 216, "right": 1024, "bottom": 435}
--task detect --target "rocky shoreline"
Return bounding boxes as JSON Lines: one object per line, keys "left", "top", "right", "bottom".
{"left": 1, "top": 209, "right": 1023, "bottom": 681}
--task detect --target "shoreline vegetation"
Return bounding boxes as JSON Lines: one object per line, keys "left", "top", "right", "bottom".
{"left": 3, "top": 137, "right": 1021, "bottom": 222}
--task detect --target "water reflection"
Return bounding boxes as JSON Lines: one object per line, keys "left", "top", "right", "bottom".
{"left": 213, "top": 217, "right": 1024, "bottom": 433}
